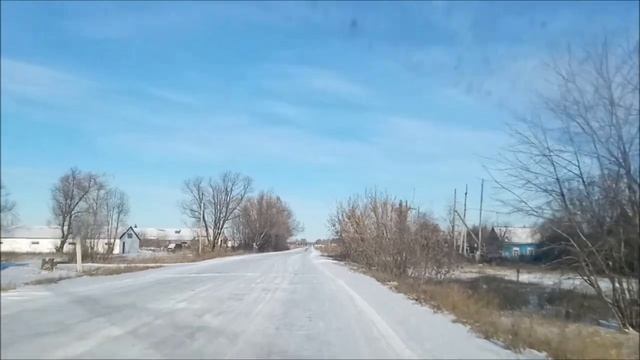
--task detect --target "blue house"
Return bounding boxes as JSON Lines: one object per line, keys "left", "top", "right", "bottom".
{"left": 503, "top": 242, "right": 538, "bottom": 258}
{"left": 492, "top": 226, "right": 541, "bottom": 259}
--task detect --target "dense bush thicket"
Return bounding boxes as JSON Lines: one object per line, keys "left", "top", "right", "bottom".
{"left": 329, "top": 190, "right": 458, "bottom": 280}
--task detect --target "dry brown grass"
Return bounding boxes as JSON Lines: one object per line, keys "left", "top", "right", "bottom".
{"left": 332, "top": 253, "right": 640, "bottom": 360}
{"left": 1, "top": 252, "right": 61, "bottom": 262}
{"left": 1, "top": 282, "right": 17, "bottom": 292}
{"left": 93, "top": 248, "right": 248, "bottom": 264}
{"left": 395, "top": 274, "right": 637, "bottom": 359}
{"left": 16, "top": 266, "right": 157, "bottom": 288}
{"left": 84, "top": 265, "right": 160, "bottom": 276}
{"left": 315, "top": 244, "right": 343, "bottom": 259}
{"left": 27, "top": 276, "right": 75, "bottom": 286}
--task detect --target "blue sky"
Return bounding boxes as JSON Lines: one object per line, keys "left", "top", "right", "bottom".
{"left": 1, "top": 1, "right": 638, "bottom": 240}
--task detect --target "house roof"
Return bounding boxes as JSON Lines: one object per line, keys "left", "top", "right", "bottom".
{"left": 1, "top": 225, "right": 135, "bottom": 240}
{"left": 134, "top": 227, "right": 197, "bottom": 242}
{"left": 0, "top": 225, "right": 61, "bottom": 239}
{"left": 493, "top": 226, "right": 541, "bottom": 244}
{"left": 119, "top": 226, "right": 141, "bottom": 241}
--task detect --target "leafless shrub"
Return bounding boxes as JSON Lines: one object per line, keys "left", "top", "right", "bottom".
{"left": 329, "top": 190, "right": 458, "bottom": 279}
{"left": 413, "top": 213, "right": 459, "bottom": 280}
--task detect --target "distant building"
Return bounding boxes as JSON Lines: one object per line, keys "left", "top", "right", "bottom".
{"left": 0, "top": 225, "right": 140, "bottom": 254}
{"left": 491, "top": 226, "right": 541, "bottom": 259}
{"left": 0, "top": 226, "right": 67, "bottom": 253}
{"left": 135, "top": 227, "right": 197, "bottom": 248}
{"left": 117, "top": 226, "right": 141, "bottom": 254}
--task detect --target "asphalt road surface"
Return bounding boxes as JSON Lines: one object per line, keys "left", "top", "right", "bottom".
{"left": 1, "top": 248, "right": 524, "bottom": 359}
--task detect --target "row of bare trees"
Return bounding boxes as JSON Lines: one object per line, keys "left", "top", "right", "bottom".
{"left": 329, "top": 190, "right": 458, "bottom": 279}
{"left": 493, "top": 39, "right": 639, "bottom": 331}
{"left": 181, "top": 172, "right": 300, "bottom": 252}
{"left": 50, "top": 168, "right": 130, "bottom": 258}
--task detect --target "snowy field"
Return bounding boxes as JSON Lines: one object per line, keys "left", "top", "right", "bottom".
{"left": 1, "top": 250, "right": 166, "bottom": 290}
{"left": 455, "top": 264, "right": 631, "bottom": 295}
{"left": 1, "top": 260, "right": 79, "bottom": 289}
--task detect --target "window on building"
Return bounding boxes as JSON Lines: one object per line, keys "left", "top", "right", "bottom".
{"left": 527, "top": 247, "right": 534, "bottom": 256}
{"left": 31, "top": 241, "right": 40, "bottom": 245}
{"left": 512, "top": 248, "right": 520, "bottom": 257}
{"left": 127, "top": 233, "right": 133, "bottom": 239}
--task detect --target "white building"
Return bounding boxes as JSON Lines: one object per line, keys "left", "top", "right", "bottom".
{"left": 134, "top": 227, "right": 238, "bottom": 248}
{"left": 110, "top": 226, "right": 141, "bottom": 254}
{"left": 135, "top": 227, "right": 197, "bottom": 248}
{"left": 0, "top": 225, "right": 140, "bottom": 254}
{"left": 0, "top": 226, "right": 67, "bottom": 253}
{"left": 492, "top": 226, "right": 540, "bottom": 243}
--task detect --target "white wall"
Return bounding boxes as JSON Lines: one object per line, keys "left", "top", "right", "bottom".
{"left": 2, "top": 228, "right": 140, "bottom": 255}
{"left": 0, "top": 238, "right": 77, "bottom": 253}
{"left": 119, "top": 229, "right": 139, "bottom": 254}
{"left": 0, "top": 238, "right": 126, "bottom": 254}
{"left": 85, "top": 239, "right": 118, "bottom": 254}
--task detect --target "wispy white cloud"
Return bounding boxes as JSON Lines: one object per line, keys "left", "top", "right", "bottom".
{"left": 1, "top": 58, "right": 95, "bottom": 102}
{"left": 61, "top": 3, "right": 206, "bottom": 40}
{"left": 102, "top": 111, "right": 506, "bottom": 180}
{"left": 145, "top": 87, "right": 198, "bottom": 106}
{"left": 103, "top": 119, "right": 374, "bottom": 168}
{"left": 258, "top": 99, "right": 306, "bottom": 119}
{"left": 264, "top": 64, "right": 371, "bottom": 103}
{"left": 296, "top": 67, "right": 368, "bottom": 99}
{"left": 371, "top": 117, "right": 507, "bottom": 160}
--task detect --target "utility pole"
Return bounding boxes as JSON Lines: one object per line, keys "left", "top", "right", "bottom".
{"left": 75, "top": 239, "right": 83, "bottom": 273}
{"left": 462, "top": 184, "right": 468, "bottom": 255}
{"left": 199, "top": 199, "right": 204, "bottom": 255}
{"left": 454, "top": 209, "right": 480, "bottom": 248}
{"left": 476, "top": 179, "right": 484, "bottom": 262}
{"left": 451, "top": 188, "right": 457, "bottom": 248}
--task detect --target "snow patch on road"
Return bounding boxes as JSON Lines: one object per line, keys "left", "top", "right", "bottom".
{"left": 315, "top": 258, "right": 417, "bottom": 358}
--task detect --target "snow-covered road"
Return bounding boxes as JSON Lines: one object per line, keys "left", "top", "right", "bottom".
{"left": 1, "top": 248, "right": 524, "bottom": 359}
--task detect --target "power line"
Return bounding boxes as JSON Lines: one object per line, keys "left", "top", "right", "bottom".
{"left": 465, "top": 208, "right": 513, "bottom": 215}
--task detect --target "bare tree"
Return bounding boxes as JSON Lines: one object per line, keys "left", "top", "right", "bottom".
{"left": 207, "top": 172, "right": 252, "bottom": 250}
{"left": 58, "top": 174, "right": 130, "bottom": 260}
{"left": 104, "top": 188, "right": 130, "bottom": 254}
{"left": 1, "top": 183, "right": 18, "bottom": 227}
{"left": 492, "top": 39, "right": 639, "bottom": 331}
{"left": 181, "top": 173, "right": 252, "bottom": 251}
{"left": 231, "top": 191, "right": 300, "bottom": 252}
{"left": 181, "top": 177, "right": 211, "bottom": 247}
{"left": 50, "top": 168, "right": 102, "bottom": 252}
{"left": 78, "top": 179, "right": 108, "bottom": 257}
